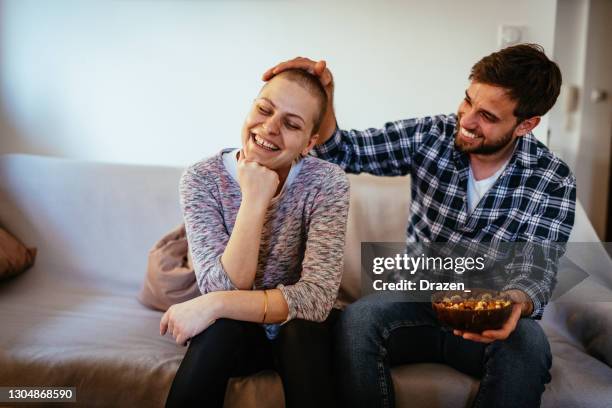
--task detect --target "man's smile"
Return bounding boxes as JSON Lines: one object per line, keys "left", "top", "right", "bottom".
{"left": 460, "top": 127, "right": 481, "bottom": 140}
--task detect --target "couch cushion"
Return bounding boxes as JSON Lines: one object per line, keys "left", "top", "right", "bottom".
{"left": 0, "top": 262, "right": 287, "bottom": 408}
{"left": 0, "top": 264, "right": 183, "bottom": 408}
{"left": 392, "top": 363, "right": 479, "bottom": 407}
{"left": 541, "top": 317, "right": 612, "bottom": 408}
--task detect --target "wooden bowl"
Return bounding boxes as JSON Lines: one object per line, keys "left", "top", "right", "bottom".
{"left": 432, "top": 289, "right": 513, "bottom": 333}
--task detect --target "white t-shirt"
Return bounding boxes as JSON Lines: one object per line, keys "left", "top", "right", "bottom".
{"left": 466, "top": 161, "right": 510, "bottom": 214}
{"left": 222, "top": 148, "right": 303, "bottom": 193}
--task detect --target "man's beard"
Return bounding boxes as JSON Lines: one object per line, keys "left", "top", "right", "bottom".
{"left": 454, "top": 122, "right": 516, "bottom": 155}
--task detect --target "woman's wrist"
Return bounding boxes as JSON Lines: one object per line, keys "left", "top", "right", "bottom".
{"left": 240, "top": 197, "right": 270, "bottom": 216}
{"left": 201, "top": 291, "right": 226, "bottom": 320}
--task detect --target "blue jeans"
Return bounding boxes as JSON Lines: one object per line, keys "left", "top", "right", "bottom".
{"left": 335, "top": 293, "right": 552, "bottom": 408}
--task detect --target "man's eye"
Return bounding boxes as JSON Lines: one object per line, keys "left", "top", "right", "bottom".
{"left": 464, "top": 98, "right": 471, "bottom": 105}
{"left": 285, "top": 122, "right": 300, "bottom": 130}
{"left": 480, "top": 112, "right": 495, "bottom": 122}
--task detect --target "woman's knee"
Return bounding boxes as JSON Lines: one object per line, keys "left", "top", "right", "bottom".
{"left": 284, "top": 316, "right": 325, "bottom": 334}
{"left": 187, "top": 318, "right": 251, "bottom": 356}
{"left": 276, "top": 318, "right": 333, "bottom": 354}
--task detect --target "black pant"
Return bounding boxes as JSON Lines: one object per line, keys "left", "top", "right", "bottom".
{"left": 165, "top": 309, "right": 340, "bottom": 408}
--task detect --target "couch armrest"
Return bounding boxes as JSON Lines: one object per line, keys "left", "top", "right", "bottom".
{"left": 564, "top": 302, "right": 612, "bottom": 367}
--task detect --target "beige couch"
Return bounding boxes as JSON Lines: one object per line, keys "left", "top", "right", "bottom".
{"left": 1, "top": 153, "right": 611, "bottom": 407}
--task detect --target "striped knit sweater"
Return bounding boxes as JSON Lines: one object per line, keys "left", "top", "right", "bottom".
{"left": 179, "top": 150, "right": 350, "bottom": 323}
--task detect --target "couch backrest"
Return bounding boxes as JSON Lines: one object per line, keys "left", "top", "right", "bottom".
{"left": 0, "top": 154, "right": 184, "bottom": 292}
{"left": 1, "top": 154, "right": 606, "bottom": 297}
{"left": 339, "top": 174, "right": 410, "bottom": 305}
{"left": 0, "top": 154, "right": 411, "bottom": 298}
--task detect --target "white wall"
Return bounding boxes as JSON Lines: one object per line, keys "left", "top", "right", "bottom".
{"left": 548, "top": 0, "right": 589, "bottom": 171}
{"left": 549, "top": 0, "right": 612, "bottom": 239}
{"left": 580, "top": 0, "right": 612, "bottom": 239}
{"left": 0, "top": 0, "right": 558, "bottom": 167}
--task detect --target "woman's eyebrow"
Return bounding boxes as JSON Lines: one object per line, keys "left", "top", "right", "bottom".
{"left": 258, "top": 97, "right": 305, "bottom": 124}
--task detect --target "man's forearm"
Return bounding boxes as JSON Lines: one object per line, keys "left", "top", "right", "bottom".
{"left": 316, "top": 103, "right": 338, "bottom": 145}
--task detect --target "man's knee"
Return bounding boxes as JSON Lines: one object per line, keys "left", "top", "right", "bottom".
{"left": 336, "top": 297, "right": 384, "bottom": 341}
{"left": 338, "top": 296, "right": 434, "bottom": 335}
{"left": 489, "top": 318, "right": 552, "bottom": 378}
{"left": 509, "top": 319, "right": 551, "bottom": 357}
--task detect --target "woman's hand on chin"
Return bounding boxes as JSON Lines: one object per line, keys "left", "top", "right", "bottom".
{"left": 237, "top": 152, "right": 279, "bottom": 207}
{"left": 160, "top": 293, "right": 221, "bottom": 346}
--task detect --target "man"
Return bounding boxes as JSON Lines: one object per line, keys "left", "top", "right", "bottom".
{"left": 263, "top": 44, "right": 576, "bottom": 407}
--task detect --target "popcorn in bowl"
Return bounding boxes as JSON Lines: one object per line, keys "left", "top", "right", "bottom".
{"left": 432, "top": 289, "right": 513, "bottom": 332}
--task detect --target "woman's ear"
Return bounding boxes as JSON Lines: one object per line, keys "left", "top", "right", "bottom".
{"left": 515, "top": 116, "right": 541, "bottom": 137}
{"left": 302, "top": 133, "right": 320, "bottom": 155}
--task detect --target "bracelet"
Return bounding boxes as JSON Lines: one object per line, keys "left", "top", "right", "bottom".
{"left": 262, "top": 290, "right": 268, "bottom": 324}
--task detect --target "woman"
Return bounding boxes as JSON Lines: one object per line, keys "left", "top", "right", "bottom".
{"left": 161, "top": 69, "right": 349, "bottom": 408}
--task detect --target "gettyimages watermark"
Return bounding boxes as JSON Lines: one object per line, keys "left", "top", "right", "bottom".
{"left": 361, "top": 241, "right": 612, "bottom": 302}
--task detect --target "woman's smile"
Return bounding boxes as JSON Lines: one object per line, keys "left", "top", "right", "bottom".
{"left": 250, "top": 132, "right": 281, "bottom": 152}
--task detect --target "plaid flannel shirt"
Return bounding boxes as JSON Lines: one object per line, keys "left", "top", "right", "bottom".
{"left": 313, "top": 114, "right": 576, "bottom": 318}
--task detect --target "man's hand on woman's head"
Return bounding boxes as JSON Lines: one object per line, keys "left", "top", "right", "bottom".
{"left": 262, "top": 57, "right": 334, "bottom": 89}
{"left": 262, "top": 57, "right": 338, "bottom": 145}
{"left": 237, "top": 150, "right": 279, "bottom": 208}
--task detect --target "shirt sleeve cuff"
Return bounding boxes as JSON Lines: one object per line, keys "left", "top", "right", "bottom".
{"left": 503, "top": 282, "right": 545, "bottom": 319}
{"left": 196, "top": 255, "right": 238, "bottom": 294}
{"left": 312, "top": 127, "right": 342, "bottom": 158}
{"left": 276, "top": 283, "right": 297, "bottom": 325}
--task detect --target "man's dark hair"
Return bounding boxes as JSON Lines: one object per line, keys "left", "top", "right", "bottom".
{"left": 469, "top": 43, "right": 562, "bottom": 122}
{"left": 269, "top": 69, "right": 328, "bottom": 135}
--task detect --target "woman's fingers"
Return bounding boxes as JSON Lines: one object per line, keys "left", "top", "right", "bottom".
{"left": 238, "top": 149, "right": 248, "bottom": 163}
{"left": 160, "top": 306, "right": 191, "bottom": 346}
{"left": 167, "top": 317, "right": 175, "bottom": 338}
{"left": 175, "top": 334, "right": 187, "bottom": 346}
{"left": 160, "top": 311, "right": 169, "bottom": 336}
